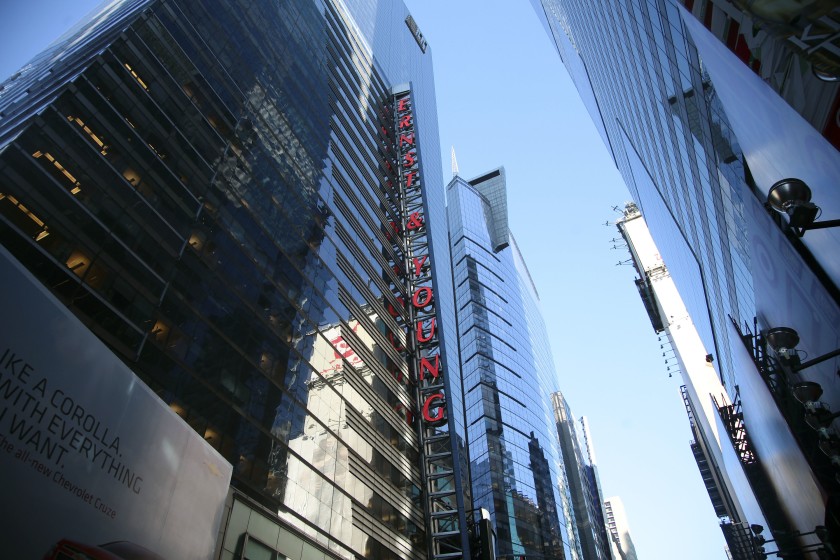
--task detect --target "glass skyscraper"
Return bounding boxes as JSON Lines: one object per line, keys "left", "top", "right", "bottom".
{"left": 531, "top": 0, "right": 839, "bottom": 555}
{"left": 0, "top": 1, "right": 471, "bottom": 558}
{"left": 447, "top": 168, "right": 580, "bottom": 560}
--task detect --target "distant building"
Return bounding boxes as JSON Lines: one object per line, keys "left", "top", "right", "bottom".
{"left": 603, "top": 497, "right": 638, "bottom": 560}
{"left": 552, "top": 392, "right": 613, "bottom": 560}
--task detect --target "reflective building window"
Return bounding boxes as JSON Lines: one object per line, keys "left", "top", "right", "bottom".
{"left": 0, "top": 0, "right": 452, "bottom": 558}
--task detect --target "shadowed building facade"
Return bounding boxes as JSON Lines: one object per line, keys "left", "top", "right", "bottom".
{"left": 552, "top": 392, "right": 613, "bottom": 560}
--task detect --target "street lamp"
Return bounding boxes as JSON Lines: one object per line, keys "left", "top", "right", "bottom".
{"left": 766, "top": 178, "right": 840, "bottom": 237}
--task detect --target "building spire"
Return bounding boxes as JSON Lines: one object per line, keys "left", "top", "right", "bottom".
{"left": 451, "top": 146, "right": 459, "bottom": 178}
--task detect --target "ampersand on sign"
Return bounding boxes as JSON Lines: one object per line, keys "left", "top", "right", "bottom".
{"left": 406, "top": 212, "right": 424, "bottom": 230}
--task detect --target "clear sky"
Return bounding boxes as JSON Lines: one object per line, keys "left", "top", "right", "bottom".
{"left": 1, "top": 1, "right": 728, "bottom": 558}
{"left": 402, "top": 2, "right": 728, "bottom": 558}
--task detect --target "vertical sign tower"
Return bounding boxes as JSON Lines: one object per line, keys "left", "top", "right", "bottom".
{"left": 382, "top": 86, "right": 464, "bottom": 560}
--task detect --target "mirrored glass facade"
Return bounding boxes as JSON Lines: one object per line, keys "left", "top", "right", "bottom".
{"left": 531, "top": 0, "right": 755, "bottom": 392}
{"left": 531, "top": 0, "right": 840, "bottom": 552}
{"left": 447, "top": 170, "right": 580, "bottom": 560}
{"left": 0, "top": 0, "right": 467, "bottom": 558}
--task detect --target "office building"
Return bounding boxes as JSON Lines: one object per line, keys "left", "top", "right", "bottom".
{"left": 531, "top": 0, "right": 840, "bottom": 555}
{"left": 552, "top": 392, "right": 612, "bottom": 560}
{"left": 0, "top": 0, "right": 472, "bottom": 559}
{"left": 603, "top": 497, "right": 638, "bottom": 560}
{"left": 447, "top": 168, "right": 581, "bottom": 560}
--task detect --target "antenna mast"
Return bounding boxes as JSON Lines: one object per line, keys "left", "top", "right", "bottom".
{"left": 451, "top": 146, "right": 459, "bottom": 178}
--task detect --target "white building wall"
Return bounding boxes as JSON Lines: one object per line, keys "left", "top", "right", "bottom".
{"left": 619, "top": 209, "right": 768, "bottom": 528}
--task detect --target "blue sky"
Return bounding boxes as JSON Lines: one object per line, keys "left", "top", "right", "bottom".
{"left": 402, "top": 1, "right": 728, "bottom": 557}
{"left": 0, "top": 1, "right": 728, "bottom": 558}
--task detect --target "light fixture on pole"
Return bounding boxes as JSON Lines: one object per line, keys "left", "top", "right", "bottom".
{"left": 813, "top": 64, "right": 840, "bottom": 83}
{"left": 764, "top": 327, "right": 840, "bottom": 373}
{"left": 792, "top": 381, "right": 823, "bottom": 406}
{"left": 766, "top": 178, "right": 840, "bottom": 237}
{"left": 818, "top": 437, "right": 840, "bottom": 459}
{"left": 805, "top": 407, "right": 840, "bottom": 432}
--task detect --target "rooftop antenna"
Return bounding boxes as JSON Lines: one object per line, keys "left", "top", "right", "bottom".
{"left": 451, "top": 146, "right": 459, "bottom": 178}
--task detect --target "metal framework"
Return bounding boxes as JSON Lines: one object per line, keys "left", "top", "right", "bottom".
{"left": 381, "top": 87, "right": 464, "bottom": 560}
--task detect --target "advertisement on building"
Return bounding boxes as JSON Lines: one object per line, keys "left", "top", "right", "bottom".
{"left": 0, "top": 247, "right": 232, "bottom": 560}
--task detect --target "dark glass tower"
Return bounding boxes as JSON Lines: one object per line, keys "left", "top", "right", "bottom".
{"left": 552, "top": 393, "right": 612, "bottom": 560}
{"left": 531, "top": 0, "right": 840, "bottom": 555}
{"left": 0, "top": 1, "right": 470, "bottom": 558}
{"left": 447, "top": 168, "right": 580, "bottom": 560}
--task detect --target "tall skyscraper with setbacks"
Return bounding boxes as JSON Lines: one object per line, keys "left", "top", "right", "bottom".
{"left": 447, "top": 167, "right": 582, "bottom": 560}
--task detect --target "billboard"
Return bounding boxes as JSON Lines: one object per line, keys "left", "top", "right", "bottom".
{"left": 0, "top": 246, "right": 232, "bottom": 560}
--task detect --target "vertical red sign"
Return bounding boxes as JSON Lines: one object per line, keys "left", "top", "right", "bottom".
{"left": 392, "top": 92, "right": 446, "bottom": 426}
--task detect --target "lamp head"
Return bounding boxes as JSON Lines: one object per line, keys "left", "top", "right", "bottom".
{"left": 813, "top": 64, "right": 840, "bottom": 82}
{"left": 765, "top": 327, "right": 799, "bottom": 354}
{"left": 768, "top": 179, "right": 812, "bottom": 213}
{"left": 815, "top": 525, "right": 829, "bottom": 543}
{"left": 767, "top": 179, "right": 820, "bottom": 228}
{"left": 793, "top": 381, "right": 824, "bottom": 405}
{"left": 818, "top": 437, "right": 840, "bottom": 457}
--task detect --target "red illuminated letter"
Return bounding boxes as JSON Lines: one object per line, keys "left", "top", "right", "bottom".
{"left": 422, "top": 393, "right": 445, "bottom": 423}
{"left": 398, "top": 97, "right": 410, "bottom": 112}
{"left": 399, "top": 134, "right": 415, "bottom": 147}
{"left": 403, "top": 151, "right": 417, "bottom": 168}
{"left": 412, "top": 255, "right": 428, "bottom": 277}
{"left": 416, "top": 318, "right": 436, "bottom": 343}
{"left": 418, "top": 354, "right": 440, "bottom": 381}
{"left": 388, "top": 331, "right": 403, "bottom": 351}
{"left": 405, "top": 171, "right": 419, "bottom": 187}
{"left": 386, "top": 220, "right": 400, "bottom": 239}
{"left": 412, "top": 286, "right": 433, "bottom": 308}
{"left": 406, "top": 212, "right": 424, "bottom": 230}
{"left": 399, "top": 114, "right": 412, "bottom": 129}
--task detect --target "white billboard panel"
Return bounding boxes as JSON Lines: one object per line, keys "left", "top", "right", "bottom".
{"left": 0, "top": 247, "right": 232, "bottom": 560}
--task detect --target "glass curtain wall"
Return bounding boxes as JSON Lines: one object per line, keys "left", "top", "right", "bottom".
{"left": 447, "top": 171, "right": 579, "bottom": 560}
{"left": 0, "top": 0, "right": 455, "bottom": 558}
